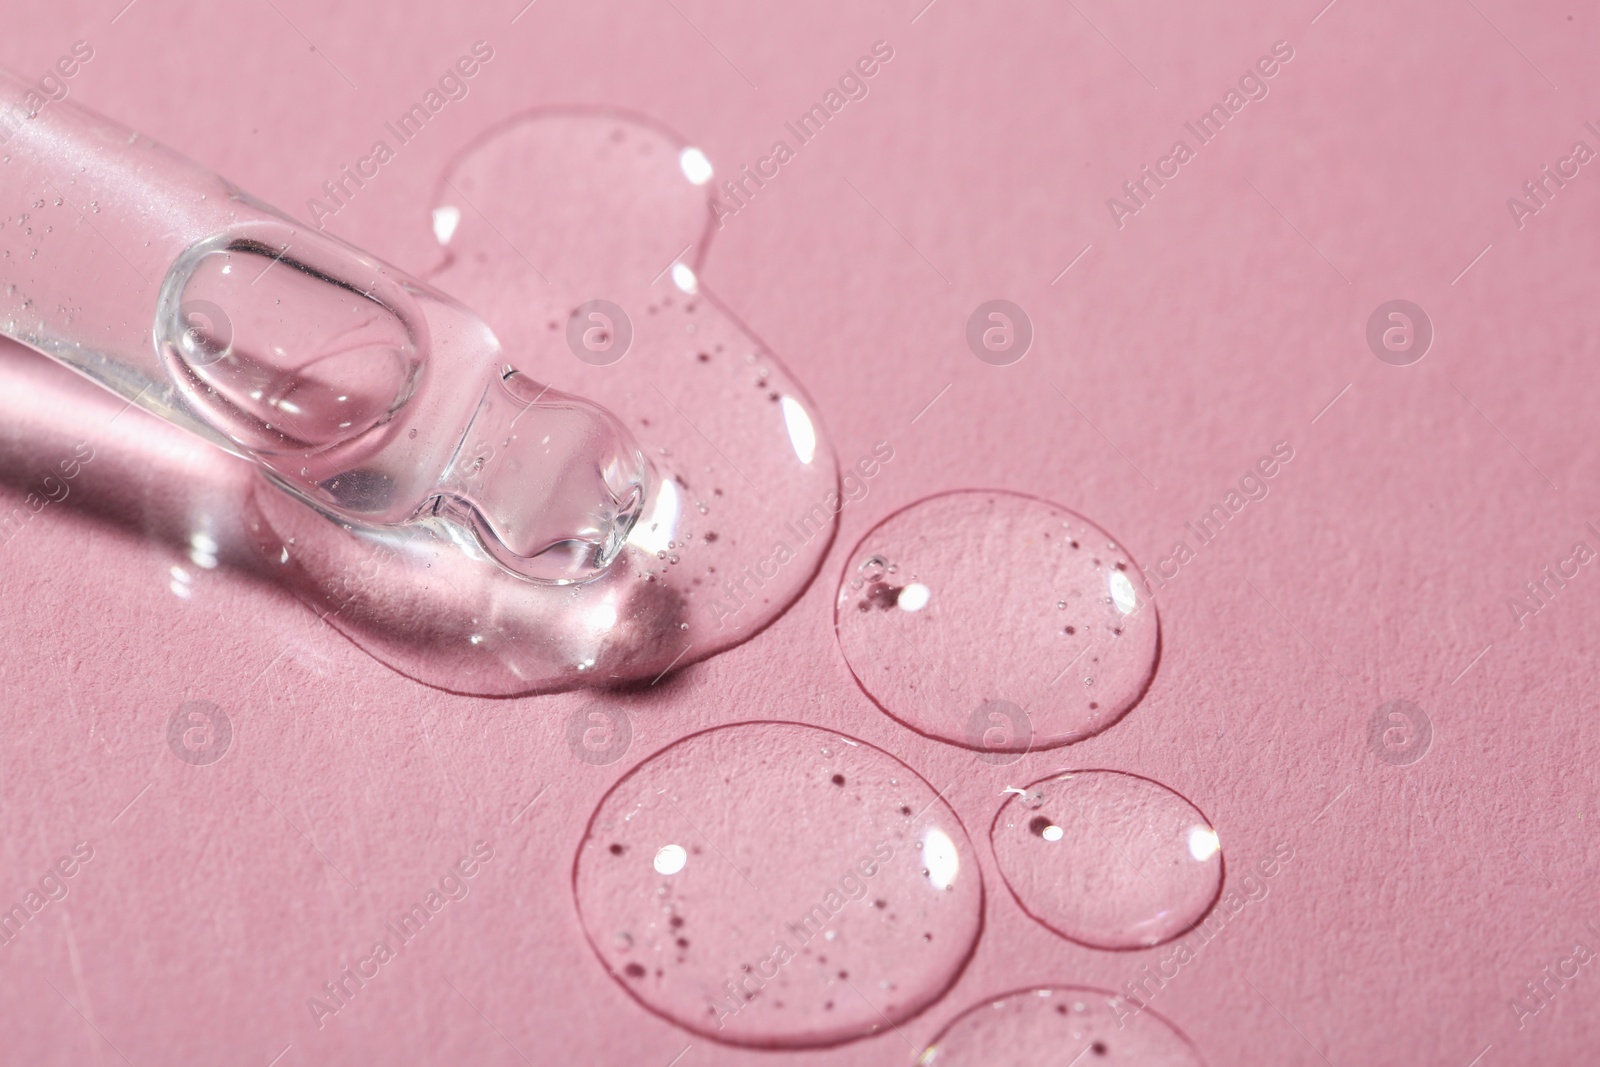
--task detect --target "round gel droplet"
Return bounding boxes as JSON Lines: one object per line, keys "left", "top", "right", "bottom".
{"left": 834, "top": 491, "right": 1158, "bottom": 753}
{"left": 991, "top": 771, "right": 1222, "bottom": 950}
{"left": 573, "top": 722, "right": 983, "bottom": 1048}
{"left": 917, "top": 986, "right": 1205, "bottom": 1066}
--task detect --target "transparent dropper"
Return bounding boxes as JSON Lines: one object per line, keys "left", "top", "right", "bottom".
{"left": 0, "top": 69, "right": 648, "bottom": 584}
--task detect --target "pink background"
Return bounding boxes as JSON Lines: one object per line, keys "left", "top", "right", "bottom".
{"left": 4, "top": 0, "right": 1599, "bottom": 1063}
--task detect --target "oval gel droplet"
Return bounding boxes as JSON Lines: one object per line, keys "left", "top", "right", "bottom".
{"left": 834, "top": 490, "right": 1158, "bottom": 753}
{"left": 573, "top": 722, "right": 983, "bottom": 1048}
{"left": 918, "top": 986, "right": 1205, "bottom": 1065}
{"left": 991, "top": 770, "right": 1222, "bottom": 950}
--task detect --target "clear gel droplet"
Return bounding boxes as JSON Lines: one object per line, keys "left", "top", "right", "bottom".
{"left": 834, "top": 491, "right": 1158, "bottom": 752}
{"left": 990, "top": 770, "right": 1222, "bottom": 949}
{"left": 573, "top": 722, "right": 983, "bottom": 1048}
{"left": 917, "top": 986, "right": 1205, "bottom": 1066}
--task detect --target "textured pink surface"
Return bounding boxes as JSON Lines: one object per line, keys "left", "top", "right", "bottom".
{"left": 3, "top": 2, "right": 1600, "bottom": 1065}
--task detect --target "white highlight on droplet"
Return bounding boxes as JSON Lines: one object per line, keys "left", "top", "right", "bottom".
{"left": 923, "top": 827, "right": 960, "bottom": 890}
{"left": 588, "top": 602, "right": 619, "bottom": 633}
{"left": 898, "top": 582, "right": 931, "bottom": 612}
{"left": 1187, "top": 826, "right": 1220, "bottom": 862}
{"left": 780, "top": 395, "right": 816, "bottom": 465}
{"left": 678, "top": 146, "right": 714, "bottom": 185}
{"left": 627, "top": 477, "right": 680, "bottom": 556}
{"left": 1109, "top": 569, "right": 1138, "bottom": 615}
{"left": 671, "top": 262, "right": 698, "bottom": 293}
{"left": 189, "top": 530, "right": 218, "bottom": 570}
{"left": 1040, "top": 824, "right": 1064, "bottom": 842}
{"left": 432, "top": 205, "right": 461, "bottom": 245}
{"left": 653, "top": 844, "right": 688, "bottom": 875}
